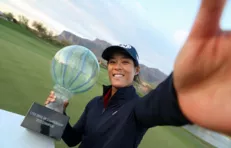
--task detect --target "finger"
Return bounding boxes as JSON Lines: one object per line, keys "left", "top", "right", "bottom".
{"left": 48, "top": 94, "right": 56, "bottom": 100}
{"left": 49, "top": 91, "right": 55, "bottom": 97}
{"left": 44, "top": 98, "right": 55, "bottom": 106}
{"left": 48, "top": 95, "right": 54, "bottom": 100}
{"left": 188, "top": 0, "right": 226, "bottom": 39}
{"left": 44, "top": 100, "right": 49, "bottom": 105}
{"left": 64, "top": 101, "right": 69, "bottom": 106}
{"left": 223, "top": 30, "right": 231, "bottom": 37}
{"left": 48, "top": 94, "right": 55, "bottom": 99}
{"left": 64, "top": 101, "right": 69, "bottom": 108}
{"left": 50, "top": 98, "right": 55, "bottom": 102}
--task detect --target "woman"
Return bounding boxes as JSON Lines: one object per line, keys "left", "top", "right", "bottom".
{"left": 46, "top": 44, "right": 191, "bottom": 148}
{"left": 46, "top": 0, "right": 231, "bottom": 147}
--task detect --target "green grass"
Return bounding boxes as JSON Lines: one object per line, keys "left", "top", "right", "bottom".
{"left": 0, "top": 19, "right": 215, "bottom": 148}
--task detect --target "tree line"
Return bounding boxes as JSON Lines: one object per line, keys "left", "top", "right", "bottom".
{"left": 1, "top": 12, "right": 71, "bottom": 47}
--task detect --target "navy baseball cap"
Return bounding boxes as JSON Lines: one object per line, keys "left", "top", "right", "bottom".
{"left": 102, "top": 44, "right": 139, "bottom": 66}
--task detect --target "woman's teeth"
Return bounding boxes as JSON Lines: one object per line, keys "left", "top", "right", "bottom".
{"left": 113, "top": 74, "right": 123, "bottom": 77}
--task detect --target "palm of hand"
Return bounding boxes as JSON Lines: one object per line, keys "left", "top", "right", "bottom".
{"left": 173, "top": 1, "right": 231, "bottom": 134}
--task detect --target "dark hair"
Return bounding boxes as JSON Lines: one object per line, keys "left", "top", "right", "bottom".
{"left": 134, "top": 74, "right": 142, "bottom": 84}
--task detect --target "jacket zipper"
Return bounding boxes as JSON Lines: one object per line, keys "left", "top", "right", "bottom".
{"left": 101, "top": 92, "right": 119, "bottom": 114}
{"left": 101, "top": 102, "right": 113, "bottom": 114}
{"left": 102, "top": 96, "right": 113, "bottom": 114}
{"left": 102, "top": 108, "right": 106, "bottom": 114}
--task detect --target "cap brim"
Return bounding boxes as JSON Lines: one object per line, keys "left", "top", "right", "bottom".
{"left": 102, "top": 46, "right": 130, "bottom": 61}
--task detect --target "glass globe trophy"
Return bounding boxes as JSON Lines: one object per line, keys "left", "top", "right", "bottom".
{"left": 21, "top": 45, "right": 100, "bottom": 140}
{"left": 46, "top": 45, "right": 100, "bottom": 113}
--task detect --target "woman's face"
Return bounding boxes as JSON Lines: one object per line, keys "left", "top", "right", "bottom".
{"left": 107, "top": 52, "right": 140, "bottom": 88}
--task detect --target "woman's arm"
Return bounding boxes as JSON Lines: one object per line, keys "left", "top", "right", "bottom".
{"left": 134, "top": 73, "right": 192, "bottom": 128}
{"left": 62, "top": 106, "right": 88, "bottom": 147}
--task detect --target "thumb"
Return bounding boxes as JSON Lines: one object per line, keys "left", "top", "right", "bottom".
{"left": 63, "top": 100, "right": 69, "bottom": 109}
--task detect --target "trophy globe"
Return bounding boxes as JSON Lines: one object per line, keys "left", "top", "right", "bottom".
{"left": 46, "top": 45, "right": 100, "bottom": 113}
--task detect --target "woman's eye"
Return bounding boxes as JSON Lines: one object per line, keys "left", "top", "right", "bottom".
{"left": 122, "top": 61, "right": 129, "bottom": 64}
{"left": 109, "top": 60, "right": 116, "bottom": 64}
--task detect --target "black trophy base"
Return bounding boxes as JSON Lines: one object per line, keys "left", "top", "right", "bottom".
{"left": 21, "top": 102, "right": 70, "bottom": 141}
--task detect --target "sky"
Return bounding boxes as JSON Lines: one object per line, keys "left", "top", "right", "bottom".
{"left": 0, "top": 0, "right": 230, "bottom": 74}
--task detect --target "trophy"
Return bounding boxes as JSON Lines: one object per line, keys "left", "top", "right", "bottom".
{"left": 21, "top": 45, "right": 100, "bottom": 140}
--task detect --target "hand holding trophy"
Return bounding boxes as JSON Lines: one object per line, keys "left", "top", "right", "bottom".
{"left": 21, "top": 45, "right": 100, "bottom": 140}
{"left": 44, "top": 91, "right": 69, "bottom": 113}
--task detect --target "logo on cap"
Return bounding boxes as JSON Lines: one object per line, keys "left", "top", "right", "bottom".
{"left": 118, "top": 44, "right": 132, "bottom": 49}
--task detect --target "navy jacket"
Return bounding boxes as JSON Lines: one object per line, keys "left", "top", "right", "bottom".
{"left": 62, "top": 73, "right": 192, "bottom": 148}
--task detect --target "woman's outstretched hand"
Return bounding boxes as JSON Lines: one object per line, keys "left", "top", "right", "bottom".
{"left": 173, "top": 0, "right": 231, "bottom": 135}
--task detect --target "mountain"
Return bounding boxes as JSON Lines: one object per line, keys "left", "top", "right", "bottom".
{"left": 139, "top": 64, "right": 167, "bottom": 84}
{"left": 56, "top": 31, "right": 167, "bottom": 85}
{"left": 56, "top": 31, "right": 110, "bottom": 58}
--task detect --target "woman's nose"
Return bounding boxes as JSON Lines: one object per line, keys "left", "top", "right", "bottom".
{"left": 114, "top": 62, "right": 122, "bottom": 70}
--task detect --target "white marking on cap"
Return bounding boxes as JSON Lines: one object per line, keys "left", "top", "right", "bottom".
{"left": 118, "top": 44, "right": 132, "bottom": 49}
